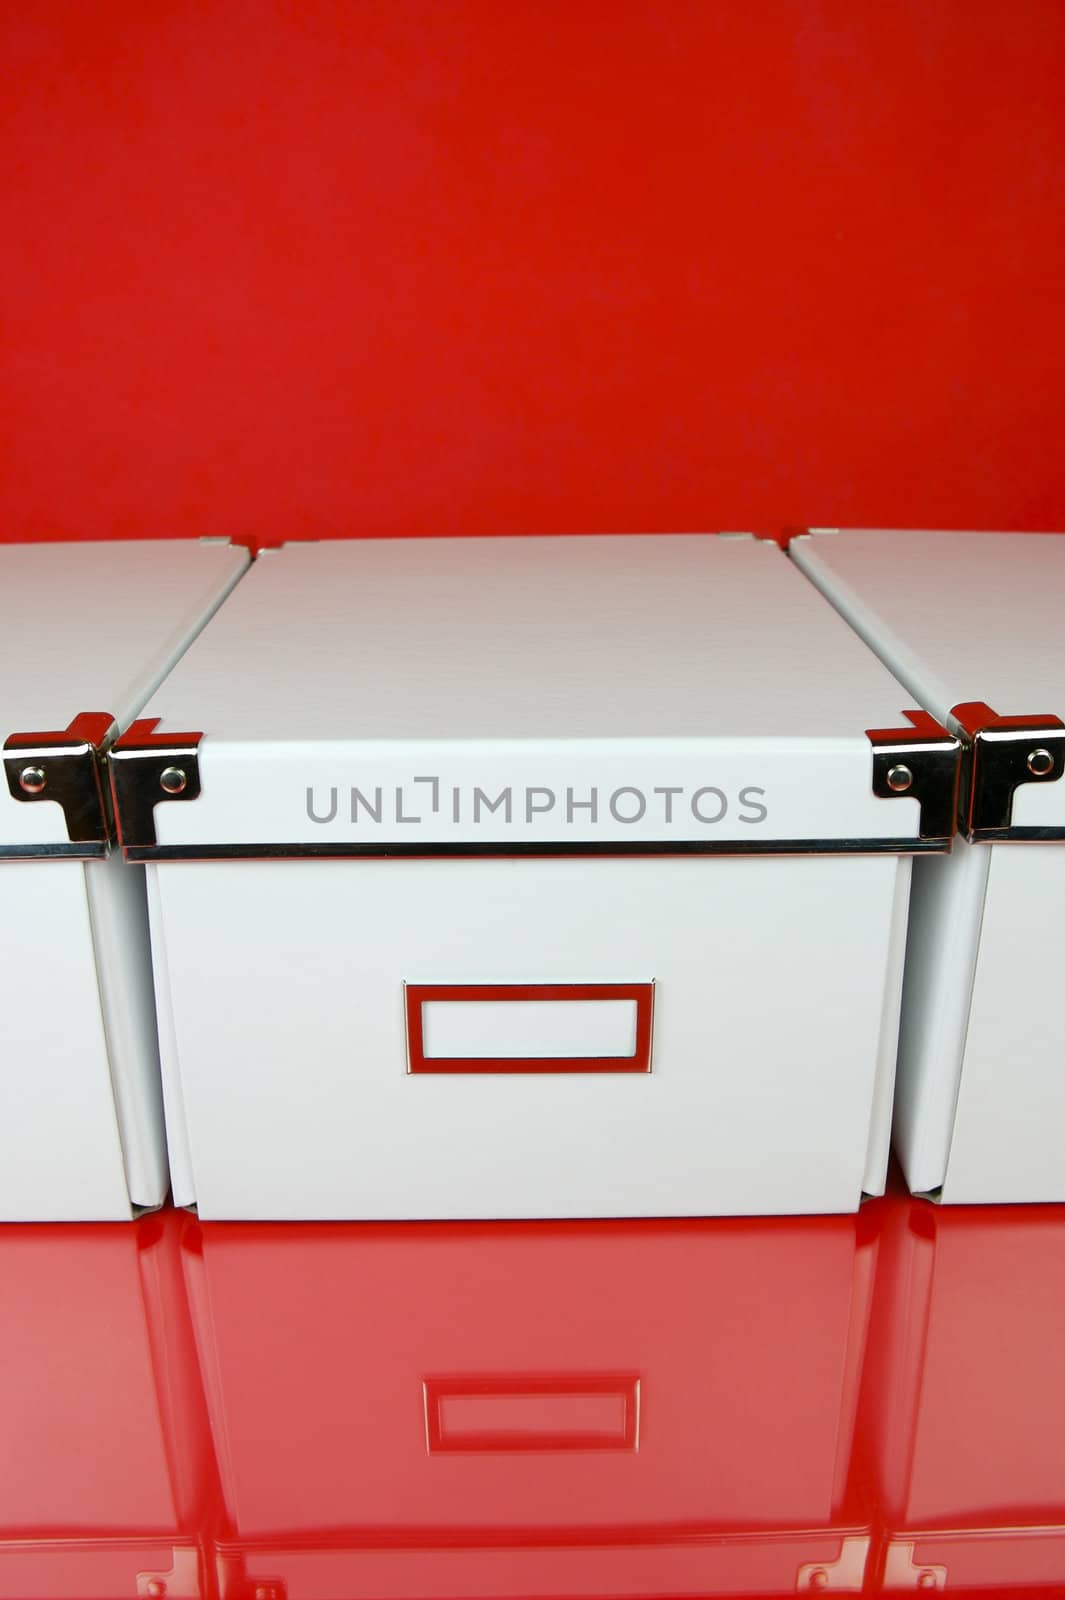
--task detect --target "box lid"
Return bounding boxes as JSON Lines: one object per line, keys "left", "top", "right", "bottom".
{"left": 1, "top": 540, "right": 249, "bottom": 859}
{"left": 112, "top": 536, "right": 957, "bottom": 857}
{"left": 792, "top": 530, "right": 1065, "bottom": 840}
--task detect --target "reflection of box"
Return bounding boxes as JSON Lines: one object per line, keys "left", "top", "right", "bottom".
{"left": 0, "top": 541, "right": 248, "bottom": 1219}
{"left": 185, "top": 1213, "right": 879, "bottom": 1597}
{"left": 116, "top": 534, "right": 959, "bottom": 1218}
{"left": 794, "top": 529, "right": 1065, "bottom": 1202}
{"left": 867, "top": 1201, "right": 1065, "bottom": 1592}
{"left": 0, "top": 1219, "right": 210, "bottom": 1600}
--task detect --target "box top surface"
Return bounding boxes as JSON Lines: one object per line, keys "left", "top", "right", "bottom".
{"left": 143, "top": 535, "right": 917, "bottom": 743}
{"left": 122, "top": 537, "right": 955, "bottom": 853}
{"left": 0, "top": 540, "right": 248, "bottom": 735}
{"left": 1, "top": 540, "right": 248, "bottom": 854}
{"left": 793, "top": 530, "right": 1065, "bottom": 835}
{"left": 793, "top": 530, "right": 1065, "bottom": 720}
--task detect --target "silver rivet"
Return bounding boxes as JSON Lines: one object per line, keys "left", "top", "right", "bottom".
{"left": 917, "top": 1574, "right": 938, "bottom": 1592}
{"left": 1027, "top": 747, "right": 1055, "bottom": 777}
{"left": 145, "top": 1584, "right": 167, "bottom": 1598}
{"left": 159, "top": 766, "right": 188, "bottom": 795}
{"left": 887, "top": 763, "right": 914, "bottom": 793}
{"left": 808, "top": 1572, "right": 829, "bottom": 1592}
{"left": 18, "top": 765, "right": 47, "bottom": 795}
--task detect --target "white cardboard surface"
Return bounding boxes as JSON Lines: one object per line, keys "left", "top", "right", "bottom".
{"left": 943, "top": 842, "right": 1065, "bottom": 1203}
{"left": 134, "top": 536, "right": 932, "bottom": 848}
{"left": 155, "top": 851, "right": 910, "bottom": 1219}
{"left": 0, "top": 538, "right": 250, "bottom": 1217}
{"left": 1, "top": 540, "right": 250, "bottom": 849}
{"left": 794, "top": 529, "right": 1065, "bottom": 1203}
{"left": 792, "top": 529, "right": 1065, "bottom": 829}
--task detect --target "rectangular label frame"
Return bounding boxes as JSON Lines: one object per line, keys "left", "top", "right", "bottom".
{"left": 405, "top": 982, "right": 654, "bottom": 1075}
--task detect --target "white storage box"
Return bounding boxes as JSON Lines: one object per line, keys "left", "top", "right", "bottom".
{"left": 793, "top": 529, "right": 1065, "bottom": 1203}
{"left": 115, "top": 535, "right": 960, "bottom": 1220}
{"left": 0, "top": 539, "right": 249, "bottom": 1220}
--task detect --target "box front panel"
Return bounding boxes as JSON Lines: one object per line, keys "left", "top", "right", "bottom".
{"left": 944, "top": 843, "right": 1065, "bottom": 1203}
{"left": 0, "top": 862, "right": 130, "bottom": 1220}
{"left": 159, "top": 854, "right": 901, "bottom": 1218}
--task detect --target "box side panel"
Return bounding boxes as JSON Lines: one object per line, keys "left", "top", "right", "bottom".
{"left": 863, "top": 855, "right": 912, "bottom": 1195}
{"left": 160, "top": 854, "right": 899, "bottom": 1219}
{"left": 146, "top": 864, "right": 196, "bottom": 1208}
{"left": 893, "top": 839, "right": 990, "bottom": 1194}
{"left": 0, "top": 861, "right": 130, "bottom": 1219}
{"left": 84, "top": 854, "right": 167, "bottom": 1208}
{"left": 943, "top": 843, "right": 1065, "bottom": 1203}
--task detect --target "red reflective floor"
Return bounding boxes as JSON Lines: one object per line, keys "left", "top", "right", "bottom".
{"left": 2, "top": 1174, "right": 1063, "bottom": 1599}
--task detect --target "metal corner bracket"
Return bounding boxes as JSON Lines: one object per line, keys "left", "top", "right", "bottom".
{"left": 865, "top": 710, "right": 960, "bottom": 846}
{"left": 3, "top": 711, "right": 117, "bottom": 855}
{"left": 950, "top": 700, "right": 1065, "bottom": 841}
{"left": 109, "top": 717, "right": 203, "bottom": 853}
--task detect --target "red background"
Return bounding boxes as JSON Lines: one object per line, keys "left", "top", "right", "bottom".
{"left": 2, "top": 14, "right": 1064, "bottom": 1590}
{"left": 3, "top": 0, "right": 1065, "bottom": 548}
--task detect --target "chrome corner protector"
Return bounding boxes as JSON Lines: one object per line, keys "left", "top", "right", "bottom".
{"left": 109, "top": 718, "right": 203, "bottom": 853}
{"left": 950, "top": 701, "right": 1065, "bottom": 841}
{"left": 3, "top": 711, "right": 117, "bottom": 851}
{"left": 866, "top": 710, "right": 961, "bottom": 846}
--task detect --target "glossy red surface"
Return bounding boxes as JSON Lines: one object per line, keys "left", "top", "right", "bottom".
{"left": 2, "top": 1180, "right": 1064, "bottom": 1598}
{"left": 3, "top": 2, "right": 1065, "bottom": 545}
{"left": 2, "top": 7, "right": 1063, "bottom": 1593}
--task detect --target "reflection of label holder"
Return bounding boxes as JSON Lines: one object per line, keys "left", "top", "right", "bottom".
{"left": 423, "top": 1374, "right": 641, "bottom": 1454}
{"left": 2, "top": 711, "right": 116, "bottom": 858}
{"left": 951, "top": 701, "right": 1065, "bottom": 841}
